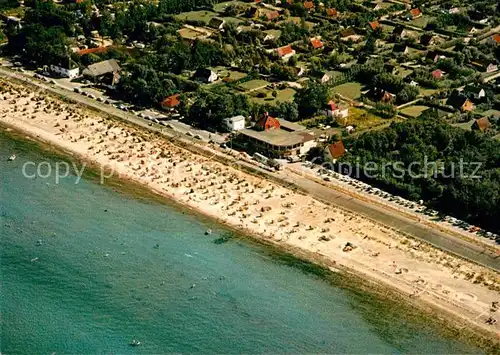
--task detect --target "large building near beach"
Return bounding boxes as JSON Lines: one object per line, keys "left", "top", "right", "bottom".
{"left": 236, "top": 112, "right": 316, "bottom": 158}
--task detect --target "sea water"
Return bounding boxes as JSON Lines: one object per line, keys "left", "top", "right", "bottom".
{"left": 0, "top": 132, "right": 480, "bottom": 354}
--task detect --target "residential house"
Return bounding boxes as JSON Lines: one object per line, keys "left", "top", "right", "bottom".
{"left": 323, "top": 101, "right": 349, "bottom": 119}
{"left": 303, "top": 1, "right": 315, "bottom": 12}
{"left": 371, "top": 88, "right": 396, "bottom": 102}
{"left": 448, "top": 7, "right": 460, "bottom": 14}
{"left": 426, "top": 51, "right": 444, "bottom": 63}
{"left": 393, "top": 43, "right": 410, "bottom": 55}
{"left": 487, "top": 34, "right": 500, "bottom": 46}
{"left": 406, "top": 8, "right": 422, "bottom": 20}
{"left": 293, "top": 66, "right": 305, "bottom": 77}
{"left": 223, "top": 115, "right": 246, "bottom": 132}
{"left": 469, "top": 11, "right": 489, "bottom": 24}
{"left": 319, "top": 70, "right": 336, "bottom": 83}
{"left": 471, "top": 60, "right": 498, "bottom": 73}
{"left": 276, "top": 45, "right": 296, "bottom": 61}
{"left": 420, "top": 33, "right": 439, "bottom": 46}
{"left": 208, "top": 17, "right": 225, "bottom": 30}
{"left": 192, "top": 68, "right": 218, "bottom": 83}
{"left": 367, "top": 2, "right": 384, "bottom": 11}
{"left": 247, "top": 7, "right": 261, "bottom": 18}
{"left": 446, "top": 93, "right": 474, "bottom": 111}
{"left": 464, "top": 86, "right": 486, "bottom": 100}
{"left": 326, "top": 8, "right": 338, "bottom": 17}
{"left": 49, "top": 58, "right": 80, "bottom": 79}
{"left": 76, "top": 46, "right": 111, "bottom": 56}
{"left": 465, "top": 25, "right": 478, "bottom": 35}
{"left": 368, "top": 21, "right": 381, "bottom": 31}
{"left": 324, "top": 141, "right": 345, "bottom": 162}
{"left": 82, "top": 59, "right": 121, "bottom": 85}
{"left": 471, "top": 117, "right": 491, "bottom": 132}
{"left": 431, "top": 69, "right": 444, "bottom": 80}
{"left": 310, "top": 38, "right": 324, "bottom": 49}
{"left": 237, "top": 112, "right": 316, "bottom": 158}
{"left": 340, "top": 28, "right": 362, "bottom": 42}
{"left": 160, "top": 94, "right": 181, "bottom": 111}
{"left": 265, "top": 11, "right": 280, "bottom": 21}
{"left": 392, "top": 25, "right": 408, "bottom": 39}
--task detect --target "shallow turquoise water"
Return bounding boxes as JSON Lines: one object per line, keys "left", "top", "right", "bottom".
{"left": 0, "top": 133, "right": 480, "bottom": 354}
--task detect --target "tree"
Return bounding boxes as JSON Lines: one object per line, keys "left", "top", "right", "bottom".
{"left": 294, "top": 81, "right": 330, "bottom": 117}
{"left": 9, "top": 24, "right": 69, "bottom": 66}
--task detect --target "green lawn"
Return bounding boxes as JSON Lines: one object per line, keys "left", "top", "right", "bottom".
{"left": 400, "top": 105, "right": 430, "bottom": 118}
{"left": 332, "top": 82, "right": 363, "bottom": 100}
{"left": 410, "top": 16, "right": 434, "bottom": 29}
{"left": 419, "top": 88, "right": 438, "bottom": 97}
{"left": 175, "top": 11, "right": 218, "bottom": 24}
{"left": 346, "top": 107, "right": 388, "bottom": 130}
{"left": 213, "top": 1, "right": 249, "bottom": 13}
{"left": 237, "top": 79, "right": 270, "bottom": 92}
{"left": 479, "top": 109, "right": 500, "bottom": 118}
{"left": 451, "top": 120, "right": 474, "bottom": 131}
{"left": 250, "top": 88, "right": 296, "bottom": 104}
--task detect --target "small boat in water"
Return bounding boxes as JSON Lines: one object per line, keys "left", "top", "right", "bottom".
{"left": 8, "top": 154, "right": 16, "bottom": 161}
{"left": 205, "top": 229, "right": 212, "bottom": 235}
{"left": 129, "top": 339, "right": 141, "bottom": 347}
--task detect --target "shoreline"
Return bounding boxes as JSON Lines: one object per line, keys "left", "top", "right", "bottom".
{"left": 1, "top": 79, "right": 499, "bottom": 352}
{"left": 2, "top": 124, "right": 499, "bottom": 353}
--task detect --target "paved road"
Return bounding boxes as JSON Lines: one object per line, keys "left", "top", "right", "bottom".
{"left": 2, "top": 68, "right": 499, "bottom": 272}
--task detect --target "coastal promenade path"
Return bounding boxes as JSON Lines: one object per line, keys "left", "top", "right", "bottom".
{"left": 2, "top": 69, "right": 499, "bottom": 272}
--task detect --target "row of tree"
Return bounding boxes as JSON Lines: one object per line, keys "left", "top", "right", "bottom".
{"left": 339, "top": 117, "right": 500, "bottom": 233}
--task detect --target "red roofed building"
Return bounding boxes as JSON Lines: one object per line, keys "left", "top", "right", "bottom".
{"left": 76, "top": 46, "right": 111, "bottom": 56}
{"left": 326, "top": 8, "right": 338, "bottom": 16}
{"left": 303, "top": 1, "right": 315, "bottom": 11}
{"left": 324, "top": 101, "right": 349, "bottom": 118}
{"left": 265, "top": 11, "right": 280, "bottom": 20}
{"left": 255, "top": 112, "right": 281, "bottom": 131}
{"left": 276, "top": 45, "right": 296, "bottom": 60}
{"left": 368, "top": 21, "right": 380, "bottom": 31}
{"left": 310, "top": 38, "right": 323, "bottom": 49}
{"left": 161, "top": 94, "right": 180, "bottom": 110}
{"left": 406, "top": 8, "right": 422, "bottom": 19}
{"left": 488, "top": 34, "right": 500, "bottom": 46}
{"left": 324, "top": 141, "right": 345, "bottom": 161}
{"left": 431, "top": 69, "right": 443, "bottom": 79}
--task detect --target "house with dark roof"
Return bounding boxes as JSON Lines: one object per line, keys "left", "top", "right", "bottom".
{"left": 471, "top": 60, "right": 498, "bottom": 73}
{"left": 340, "top": 28, "right": 362, "bottom": 42}
{"left": 464, "top": 85, "right": 486, "bottom": 100}
{"left": 392, "top": 25, "right": 407, "bottom": 39}
{"left": 49, "top": 58, "right": 80, "bottom": 79}
{"left": 192, "top": 68, "right": 218, "bottom": 83}
{"left": 208, "top": 17, "right": 225, "bottom": 30}
{"left": 446, "top": 93, "right": 474, "bottom": 111}
{"left": 393, "top": 43, "right": 410, "bottom": 55}
{"left": 82, "top": 59, "right": 121, "bottom": 85}
{"left": 420, "top": 33, "right": 439, "bottom": 46}
{"left": 247, "top": 6, "right": 261, "bottom": 18}
{"left": 425, "top": 51, "right": 444, "bottom": 63}
{"left": 471, "top": 117, "right": 491, "bottom": 132}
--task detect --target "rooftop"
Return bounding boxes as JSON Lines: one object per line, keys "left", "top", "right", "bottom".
{"left": 240, "top": 128, "right": 313, "bottom": 147}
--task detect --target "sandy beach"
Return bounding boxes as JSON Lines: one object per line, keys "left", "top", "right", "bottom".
{"left": 1, "top": 77, "right": 499, "bottom": 342}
